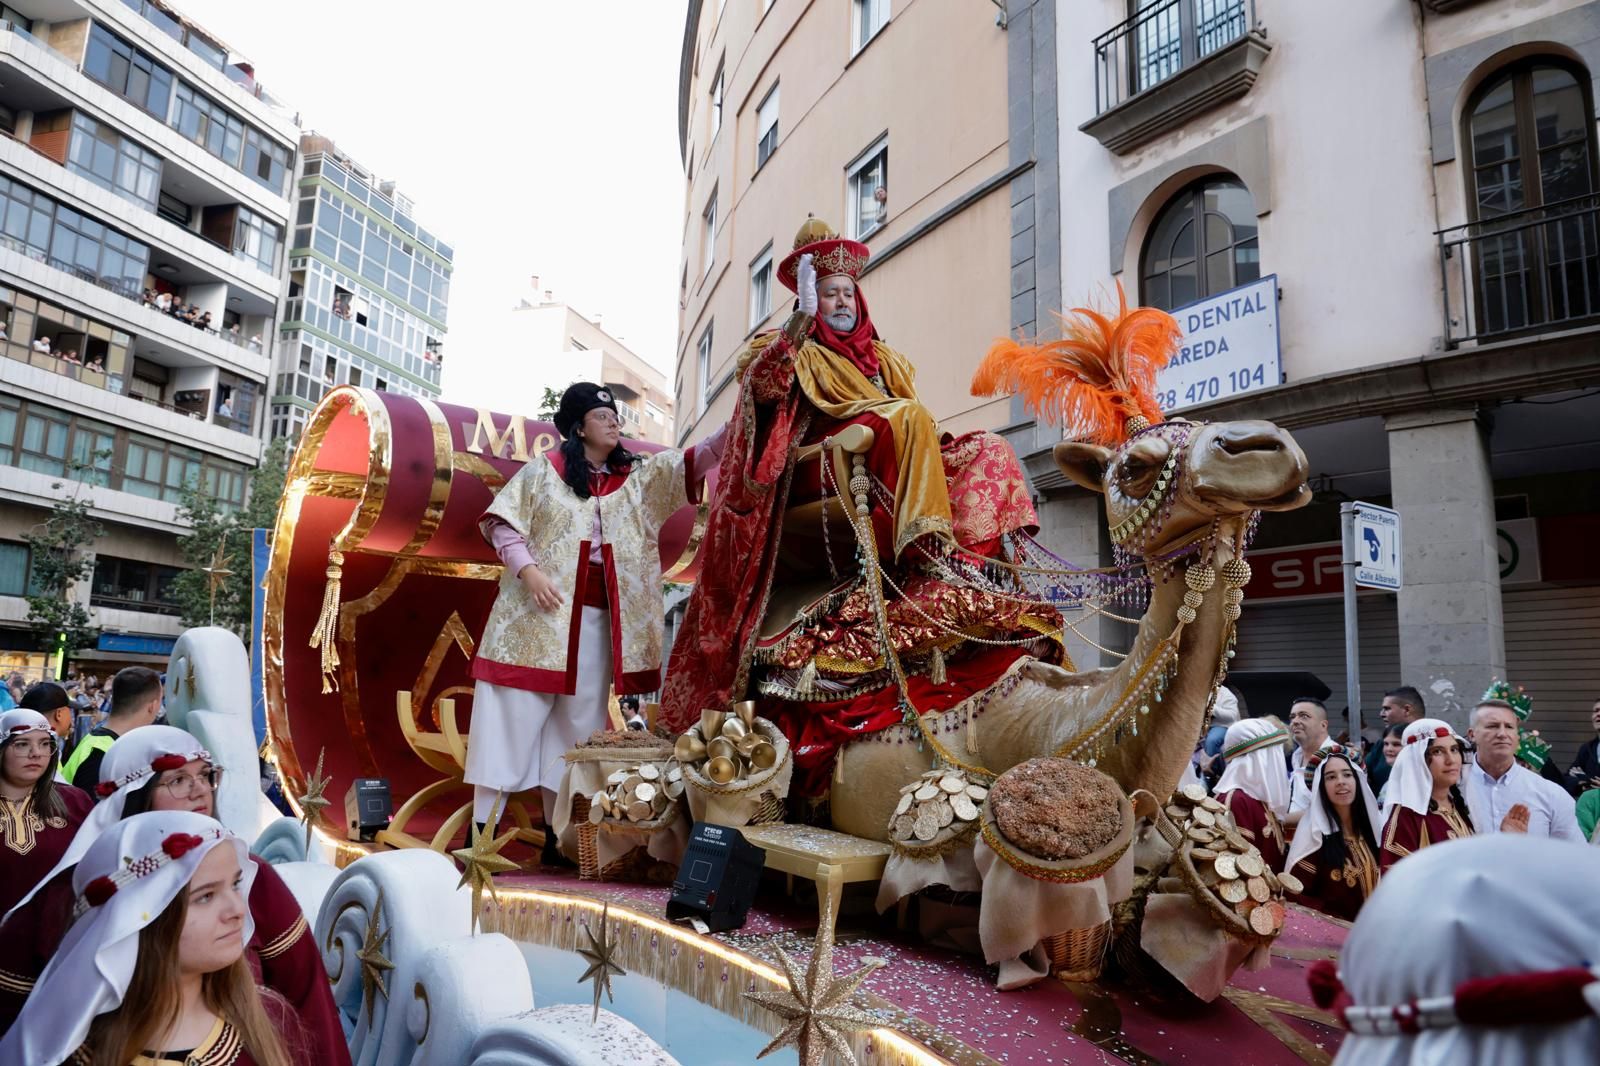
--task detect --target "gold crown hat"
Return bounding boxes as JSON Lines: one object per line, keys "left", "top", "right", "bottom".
{"left": 777, "top": 216, "right": 870, "bottom": 293}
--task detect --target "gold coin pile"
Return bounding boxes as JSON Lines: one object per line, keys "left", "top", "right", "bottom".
{"left": 589, "top": 761, "right": 682, "bottom": 824}
{"left": 674, "top": 703, "right": 778, "bottom": 786}
{"left": 890, "top": 769, "right": 987, "bottom": 843}
{"left": 1165, "top": 783, "right": 1302, "bottom": 936}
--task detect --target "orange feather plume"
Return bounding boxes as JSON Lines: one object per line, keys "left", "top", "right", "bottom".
{"left": 971, "top": 281, "right": 1181, "bottom": 446}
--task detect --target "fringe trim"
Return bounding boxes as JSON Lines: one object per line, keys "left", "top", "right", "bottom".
{"left": 481, "top": 890, "right": 947, "bottom": 1065}
{"left": 307, "top": 549, "right": 345, "bottom": 694}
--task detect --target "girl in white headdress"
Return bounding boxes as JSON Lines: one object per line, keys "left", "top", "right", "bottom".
{"left": 1213, "top": 716, "right": 1292, "bottom": 872}
{"left": 1379, "top": 718, "right": 1500, "bottom": 871}
{"left": 1283, "top": 744, "right": 1382, "bottom": 921}
{"left": 0, "top": 810, "right": 303, "bottom": 1066}
{"left": 0, "top": 708, "right": 93, "bottom": 915}
{"left": 0, "top": 726, "right": 350, "bottom": 1066}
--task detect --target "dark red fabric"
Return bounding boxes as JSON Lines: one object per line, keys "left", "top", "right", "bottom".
{"left": 662, "top": 343, "right": 809, "bottom": 732}
{"left": 581, "top": 561, "right": 610, "bottom": 609}
{"left": 810, "top": 283, "right": 881, "bottom": 377}
{"left": 1454, "top": 968, "right": 1597, "bottom": 1027}
{"left": 246, "top": 856, "right": 351, "bottom": 1066}
{"left": 1287, "top": 838, "right": 1371, "bottom": 922}
{"left": 1222, "top": 789, "right": 1287, "bottom": 874}
{"left": 769, "top": 646, "right": 1033, "bottom": 797}
{"left": 0, "top": 783, "right": 90, "bottom": 917}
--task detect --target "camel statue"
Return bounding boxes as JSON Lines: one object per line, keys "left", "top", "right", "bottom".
{"left": 828, "top": 418, "right": 1310, "bottom": 841}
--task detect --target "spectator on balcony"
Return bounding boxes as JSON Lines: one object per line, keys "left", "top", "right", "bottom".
{"left": 248, "top": 334, "right": 262, "bottom": 352}
{"left": 84, "top": 353, "right": 104, "bottom": 373}
{"left": 226, "top": 323, "right": 242, "bottom": 342}
{"left": 60, "top": 349, "right": 80, "bottom": 366}
{"left": 199, "top": 311, "right": 213, "bottom": 332}
{"left": 155, "top": 291, "right": 172, "bottom": 313}
{"left": 32, "top": 336, "right": 51, "bottom": 353}
{"left": 217, "top": 396, "right": 233, "bottom": 420}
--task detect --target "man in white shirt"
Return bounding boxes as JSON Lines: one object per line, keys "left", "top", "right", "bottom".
{"left": 1467, "top": 699, "right": 1583, "bottom": 841}
{"left": 1284, "top": 698, "right": 1330, "bottom": 824}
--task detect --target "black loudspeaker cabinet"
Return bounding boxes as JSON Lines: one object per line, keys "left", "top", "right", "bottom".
{"left": 666, "top": 822, "right": 767, "bottom": 933}
{"left": 344, "top": 778, "right": 392, "bottom": 841}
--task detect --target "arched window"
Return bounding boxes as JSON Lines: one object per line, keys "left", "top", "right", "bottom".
{"left": 1464, "top": 59, "right": 1600, "bottom": 333}
{"left": 1139, "top": 177, "right": 1259, "bottom": 312}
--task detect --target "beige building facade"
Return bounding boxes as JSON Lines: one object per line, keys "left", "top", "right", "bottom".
{"left": 672, "top": 0, "right": 1050, "bottom": 446}
{"left": 1051, "top": 0, "right": 1600, "bottom": 760}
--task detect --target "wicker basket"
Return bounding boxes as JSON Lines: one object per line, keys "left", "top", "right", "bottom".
{"left": 571, "top": 794, "right": 679, "bottom": 882}
{"left": 682, "top": 717, "right": 792, "bottom": 823}
{"left": 1042, "top": 920, "right": 1112, "bottom": 981}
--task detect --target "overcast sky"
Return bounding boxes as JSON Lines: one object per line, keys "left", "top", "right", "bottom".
{"left": 174, "top": 0, "right": 688, "bottom": 409}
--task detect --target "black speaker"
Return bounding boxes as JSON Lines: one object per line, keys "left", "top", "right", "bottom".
{"left": 666, "top": 822, "right": 767, "bottom": 933}
{"left": 344, "top": 778, "right": 392, "bottom": 842}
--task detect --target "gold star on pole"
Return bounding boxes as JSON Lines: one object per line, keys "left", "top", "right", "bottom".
{"left": 357, "top": 886, "right": 395, "bottom": 1024}
{"left": 743, "top": 894, "right": 886, "bottom": 1065}
{"left": 200, "top": 538, "right": 233, "bottom": 627}
{"left": 575, "top": 903, "right": 627, "bottom": 1024}
{"left": 451, "top": 793, "right": 520, "bottom": 935}
{"left": 297, "top": 747, "right": 332, "bottom": 861}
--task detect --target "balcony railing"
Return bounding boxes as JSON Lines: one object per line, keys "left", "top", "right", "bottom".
{"left": 1438, "top": 194, "right": 1600, "bottom": 346}
{"left": 1092, "top": 0, "right": 1254, "bottom": 115}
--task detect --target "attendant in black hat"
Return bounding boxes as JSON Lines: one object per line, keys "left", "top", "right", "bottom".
{"left": 468, "top": 382, "right": 724, "bottom": 865}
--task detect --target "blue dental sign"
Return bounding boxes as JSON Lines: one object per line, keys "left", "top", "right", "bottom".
{"left": 1154, "top": 275, "right": 1281, "bottom": 412}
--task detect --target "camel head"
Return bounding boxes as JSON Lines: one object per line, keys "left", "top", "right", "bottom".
{"left": 1053, "top": 419, "right": 1310, "bottom": 556}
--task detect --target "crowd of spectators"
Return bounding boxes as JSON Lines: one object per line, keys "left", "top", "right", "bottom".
{"left": 139, "top": 288, "right": 262, "bottom": 351}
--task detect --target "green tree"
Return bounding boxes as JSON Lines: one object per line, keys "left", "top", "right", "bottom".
{"left": 171, "top": 437, "right": 291, "bottom": 638}
{"left": 23, "top": 458, "right": 108, "bottom": 664}
{"left": 538, "top": 385, "right": 565, "bottom": 420}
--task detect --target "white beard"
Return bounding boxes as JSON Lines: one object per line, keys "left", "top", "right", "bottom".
{"left": 825, "top": 310, "right": 857, "bottom": 331}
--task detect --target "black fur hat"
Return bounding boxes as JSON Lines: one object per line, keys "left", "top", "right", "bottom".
{"left": 554, "top": 381, "right": 618, "bottom": 439}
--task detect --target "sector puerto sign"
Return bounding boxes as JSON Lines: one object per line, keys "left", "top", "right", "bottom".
{"left": 1155, "top": 274, "right": 1281, "bottom": 412}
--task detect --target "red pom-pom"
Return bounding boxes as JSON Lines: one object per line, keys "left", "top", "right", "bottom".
{"left": 151, "top": 753, "right": 187, "bottom": 773}
{"left": 95, "top": 780, "right": 117, "bottom": 797}
{"left": 1307, "top": 960, "right": 1344, "bottom": 1010}
{"left": 161, "top": 832, "right": 204, "bottom": 859}
{"left": 84, "top": 876, "right": 118, "bottom": 906}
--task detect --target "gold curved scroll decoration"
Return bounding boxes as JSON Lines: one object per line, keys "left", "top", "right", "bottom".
{"left": 661, "top": 500, "right": 711, "bottom": 583}
{"left": 411, "top": 610, "right": 476, "bottom": 733}
{"left": 402, "top": 398, "right": 456, "bottom": 554}
{"left": 265, "top": 387, "right": 390, "bottom": 800}
{"left": 451, "top": 450, "right": 507, "bottom": 493}
{"left": 431, "top": 684, "right": 475, "bottom": 733}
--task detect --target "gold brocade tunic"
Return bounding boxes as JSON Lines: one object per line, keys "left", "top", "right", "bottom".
{"left": 470, "top": 450, "right": 690, "bottom": 695}
{"left": 789, "top": 339, "right": 953, "bottom": 555}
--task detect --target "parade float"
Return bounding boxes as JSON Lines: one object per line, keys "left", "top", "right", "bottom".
{"left": 240, "top": 284, "right": 1352, "bottom": 1064}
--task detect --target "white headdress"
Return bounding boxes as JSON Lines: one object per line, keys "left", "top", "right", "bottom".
{"left": 1382, "top": 718, "right": 1469, "bottom": 820}
{"left": 1323, "top": 834, "right": 1600, "bottom": 1065}
{"left": 0, "top": 708, "right": 52, "bottom": 740}
{"left": 0, "top": 810, "right": 255, "bottom": 1066}
{"left": 3, "top": 724, "right": 212, "bottom": 922}
{"left": 1284, "top": 744, "right": 1383, "bottom": 874}
{"left": 1211, "top": 686, "right": 1240, "bottom": 728}
{"left": 1214, "top": 717, "right": 1291, "bottom": 816}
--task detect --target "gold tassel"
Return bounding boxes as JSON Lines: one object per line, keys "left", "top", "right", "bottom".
{"left": 966, "top": 708, "right": 979, "bottom": 754}
{"left": 833, "top": 748, "right": 845, "bottom": 787}
{"left": 929, "top": 645, "right": 947, "bottom": 686}
{"left": 796, "top": 658, "right": 818, "bottom": 697}
{"left": 307, "top": 550, "right": 345, "bottom": 694}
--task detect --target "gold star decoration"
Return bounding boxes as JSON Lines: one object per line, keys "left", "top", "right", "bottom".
{"left": 297, "top": 747, "right": 332, "bottom": 861}
{"left": 451, "top": 794, "right": 520, "bottom": 935}
{"left": 200, "top": 538, "right": 233, "bottom": 627}
{"left": 575, "top": 903, "right": 627, "bottom": 1024}
{"left": 357, "top": 886, "right": 395, "bottom": 1024}
{"left": 743, "top": 894, "right": 886, "bottom": 1065}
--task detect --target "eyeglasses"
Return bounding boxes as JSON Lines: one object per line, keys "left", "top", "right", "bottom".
{"left": 6, "top": 738, "right": 54, "bottom": 758}
{"left": 585, "top": 412, "right": 620, "bottom": 428}
{"left": 156, "top": 766, "right": 222, "bottom": 798}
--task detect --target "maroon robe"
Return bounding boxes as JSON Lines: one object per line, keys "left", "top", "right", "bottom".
{"left": 0, "top": 784, "right": 92, "bottom": 917}
{"left": 0, "top": 856, "right": 349, "bottom": 1066}
{"left": 1287, "top": 833, "right": 1380, "bottom": 922}
{"left": 1379, "top": 804, "right": 1473, "bottom": 871}
{"left": 1220, "top": 788, "right": 1287, "bottom": 874}
{"left": 68, "top": 990, "right": 312, "bottom": 1064}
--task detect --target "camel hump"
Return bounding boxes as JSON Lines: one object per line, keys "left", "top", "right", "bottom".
{"left": 1021, "top": 659, "right": 1118, "bottom": 690}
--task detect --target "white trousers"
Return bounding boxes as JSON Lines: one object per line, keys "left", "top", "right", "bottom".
{"left": 465, "top": 605, "right": 613, "bottom": 823}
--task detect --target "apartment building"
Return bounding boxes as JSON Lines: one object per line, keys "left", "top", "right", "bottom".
{"left": 0, "top": 0, "right": 294, "bottom": 676}
{"left": 268, "top": 131, "right": 450, "bottom": 444}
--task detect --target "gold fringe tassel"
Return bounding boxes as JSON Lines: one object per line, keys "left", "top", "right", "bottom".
{"left": 307, "top": 550, "right": 345, "bottom": 694}
{"left": 929, "top": 646, "right": 947, "bottom": 686}
{"left": 482, "top": 892, "right": 941, "bottom": 1065}
{"left": 966, "top": 708, "right": 978, "bottom": 755}
{"left": 796, "top": 658, "right": 818, "bottom": 698}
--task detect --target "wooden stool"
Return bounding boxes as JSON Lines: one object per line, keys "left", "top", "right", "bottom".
{"left": 740, "top": 823, "right": 894, "bottom": 928}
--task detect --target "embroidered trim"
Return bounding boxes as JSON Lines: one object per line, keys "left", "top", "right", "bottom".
{"left": 0, "top": 966, "right": 35, "bottom": 994}
{"left": 257, "top": 912, "right": 308, "bottom": 961}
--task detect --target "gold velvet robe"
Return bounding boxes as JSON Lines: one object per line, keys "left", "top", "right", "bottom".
{"left": 789, "top": 338, "right": 952, "bottom": 555}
